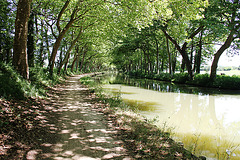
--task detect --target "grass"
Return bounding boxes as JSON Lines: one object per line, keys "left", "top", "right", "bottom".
{"left": 0, "top": 62, "right": 65, "bottom": 100}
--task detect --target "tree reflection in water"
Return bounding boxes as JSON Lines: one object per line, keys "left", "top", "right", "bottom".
{"left": 95, "top": 73, "right": 240, "bottom": 159}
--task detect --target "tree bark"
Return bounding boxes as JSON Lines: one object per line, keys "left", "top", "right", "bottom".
{"left": 58, "top": 28, "right": 83, "bottom": 74}
{"left": 27, "top": 13, "right": 35, "bottom": 67}
{"left": 166, "top": 36, "right": 172, "bottom": 75}
{"left": 48, "top": 1, "right": 75, "bottom": 75}
{"left": 79, "top": 48, "right": 87, "bottom": 72}
{"left": 210, "top": 31, "right": 235, "bottom": 80}
{"left": 155, "top": 37, "right": 159, "bottom": 74}
{"left": 13, "top": 0, "right": 32, "bottom": 79}
{"left": 195, "top": 30, "right": 203, "bottom": 74}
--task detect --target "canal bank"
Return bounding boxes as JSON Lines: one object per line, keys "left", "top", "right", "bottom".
{"left": 91, "top": 73, "right": 240, "bottom": 160}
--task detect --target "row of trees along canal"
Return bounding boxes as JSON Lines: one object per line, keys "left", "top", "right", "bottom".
{"left": 1, "top": 0, "right": 240, "bottom": 82}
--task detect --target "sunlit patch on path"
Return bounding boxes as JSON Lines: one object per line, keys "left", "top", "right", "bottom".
{"left": 28, "top": 75, "right": 132, "bottom": 159}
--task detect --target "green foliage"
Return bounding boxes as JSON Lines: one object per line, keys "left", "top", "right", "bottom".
{"left": 127, "top": 70, "right": 240, "bottom": 90}
{"left": 0, "top": 63, "right": 64, "bottom": 100}
{"left": 0, "top": 63, "right": 25, "bottom": 99}
{"left": 172, "top": 73, "right": 189, "bottom": 84}
{"left": 213, "top": 75, "right": 240, "bottom": 90}
{"left": 29, "top": 66, "right": 63, "bottom": 87}
{"left": 192, "top": 73, "right": 211, "bottom": 86}
{"left": 154, "top": 73, "right": 172, "bottom": 81}
{"left": 0, "top": 63, "right": 38, "bottom": 100}
{"left": 79, "top": 76, "right": 95, "bottom": 86}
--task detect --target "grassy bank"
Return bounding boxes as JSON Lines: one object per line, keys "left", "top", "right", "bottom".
{"left": 80, "top": 76, "right": 205, "bottom": 159}
{"left": 0, "top": 62, "right": 66, "bottom": 100}
{"left": 127, "top": 71, "right": 240, "bottom": 90}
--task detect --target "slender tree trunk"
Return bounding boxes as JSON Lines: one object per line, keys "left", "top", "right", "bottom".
{"left": 79, "top": 49, "right": 87, "bottom": 72}
{"left": 48, "top": 1, "right": 75, "bottom": 75}
{"left": 161, "top": 26, "right": 203, "bottom": 79}
{"left": 181, "top": 59, "right": 185, "bottom": 72}
{"left": 166, "top": 36, "right": 172, "bottom": 75}
{"left": 172, "top": 48, "right": 177, "bottom": 73}
{"left": 49, "top": 26, "right": 72, "bottom": 75}
{"left": 45, "top": 27, "right": 50, "bottom": 65}
{"left": 27, "top": 13, "right": 35, "bottom": 67}
{"left": 58, "top": 29, "right": 82, "bottom": 73}
{"left": 155, "top": 37, "right": 159, "bottom": 74}
{"left": 143, "top": 50, "right": 147, "bottom": 74}
{"left": 38, "top": 20, "right": 44, "bottom": 66}
{"left": 190, "top": 39, "right": 194, "bottom": 71}
{"left": 13, "top": 0, "right": 32, "bottom": 79}
{"left": 210, "top": 31, "right": 234, "bottom": 80}
{"left": 71, "top": 52, "right": 78, "bottom": 72}
{"left": 195, "top": 30, "right": 203, "bottom": 74}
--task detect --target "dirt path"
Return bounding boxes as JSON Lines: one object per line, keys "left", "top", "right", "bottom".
{"left": 30, "top": 75, "right": 132, "bottom": 160}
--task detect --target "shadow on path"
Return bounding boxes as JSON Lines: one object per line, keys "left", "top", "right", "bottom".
{"left": 29, "top": 75, "right": 132, "bottom": 160}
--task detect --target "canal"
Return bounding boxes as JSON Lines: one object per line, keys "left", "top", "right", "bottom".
{"left": 94, "top": 73, "right": 240, "bottom": 159}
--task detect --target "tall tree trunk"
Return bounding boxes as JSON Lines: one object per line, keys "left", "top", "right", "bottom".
{"left": 13, "top": 0, "right": 32, "bottom": 79}
{"left": 79, "top": 48, "right": 87, "bottom": 72}
{"left": 58, "top": 28, "right": 83, "bottom": 73}
{"left": 161, "top": 26, "right": 203, "bottom": 79}
{"left": 71, "top": 52, "right": 78, "bottom": 72}
{"left": 195, "top": 30, "right": 203, "bottom": 74}
{"left": 39, "top": 20, "right": 44, "bottom": 66}
{"left": 49, "top": 24, "right": 73, "bottom": 75}
{"left": 166, "top": 36, "right": 172, "bottom": 75}
{"left": 48, "top": 1, "right": 75, "bottom": 75}
{"left": 190, "top": 39, "right": 194, "bottom": 71}
{"left": 155, "top": 37, "right": 159, "bottom": 74}
{"left": 45, "top": 27, "right": 50, "bottom": 65}
{"left": 181, "top": 59, "right": 185, "bottom": 72}
{"left": 27, "top": 13, "right": 35, "bottom": 67}
{"left": 172, "top": 48, "right": 177, "bottom": 73}
{"left": 210, "top": 31, "right": 235, "bottom": 80}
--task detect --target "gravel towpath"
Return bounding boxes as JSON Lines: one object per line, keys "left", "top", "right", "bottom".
{"left": 30, "top": 75, "right": 132, "bottom": 160}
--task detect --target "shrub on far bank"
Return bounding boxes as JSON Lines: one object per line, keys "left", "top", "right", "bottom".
{"left": 213, "top": 74, "right": 240, "bottom": 90}
{"left": 172, "top": 73, "right": 189, "bottom": 84}
{"left": 126, "top": 70, "right": 240, "bottom": 90}
{"left": 191, "top": 73, "right": 211, "bottom": 87}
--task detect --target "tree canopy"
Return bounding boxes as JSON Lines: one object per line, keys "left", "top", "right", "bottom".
{"left": 1, "top": 0, "right": 239, "bottom": 81}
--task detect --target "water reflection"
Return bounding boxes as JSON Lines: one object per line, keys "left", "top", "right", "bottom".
{"left": 96, "top": 73, "right": 240, "bottom": 95}
{"left": 95, "top": 73, "right": 240, "bottom": 159}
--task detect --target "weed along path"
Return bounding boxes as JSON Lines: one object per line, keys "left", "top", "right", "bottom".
{"left": 32, "top": 74, "right": 132, "bottom": 160}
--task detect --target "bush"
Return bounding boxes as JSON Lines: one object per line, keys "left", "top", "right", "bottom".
{"left": 126, "top": 70, "right": 240, "bottom": 90}
{"left": 154, "top": 73, "right": 172, "bottom": 81}
{"left": 213, "top": 75, "right": 240, "bottom": 90}
{"left": 192, "top": 73, "right": 211, "bottom": 87}
{"left": 172, "top": 73, "right": 189, "bottom": 84}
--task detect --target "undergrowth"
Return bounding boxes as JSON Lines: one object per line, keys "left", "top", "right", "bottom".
{"left": 0, "top": 62, "right": 64, "bottom": 100}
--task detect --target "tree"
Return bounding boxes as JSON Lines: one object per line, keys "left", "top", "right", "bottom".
{"left": 207, "top": 0, "right": 240, "bottom": 80}
{"left": 150, "top": 0, "right": 207, "bottom": 79}
{"left": 13, "top": 0, "right": 32, "bottom": 79}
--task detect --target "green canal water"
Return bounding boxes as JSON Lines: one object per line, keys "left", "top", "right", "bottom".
{"left": 94, "top": 73, "right": 240, "bottom": 160}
